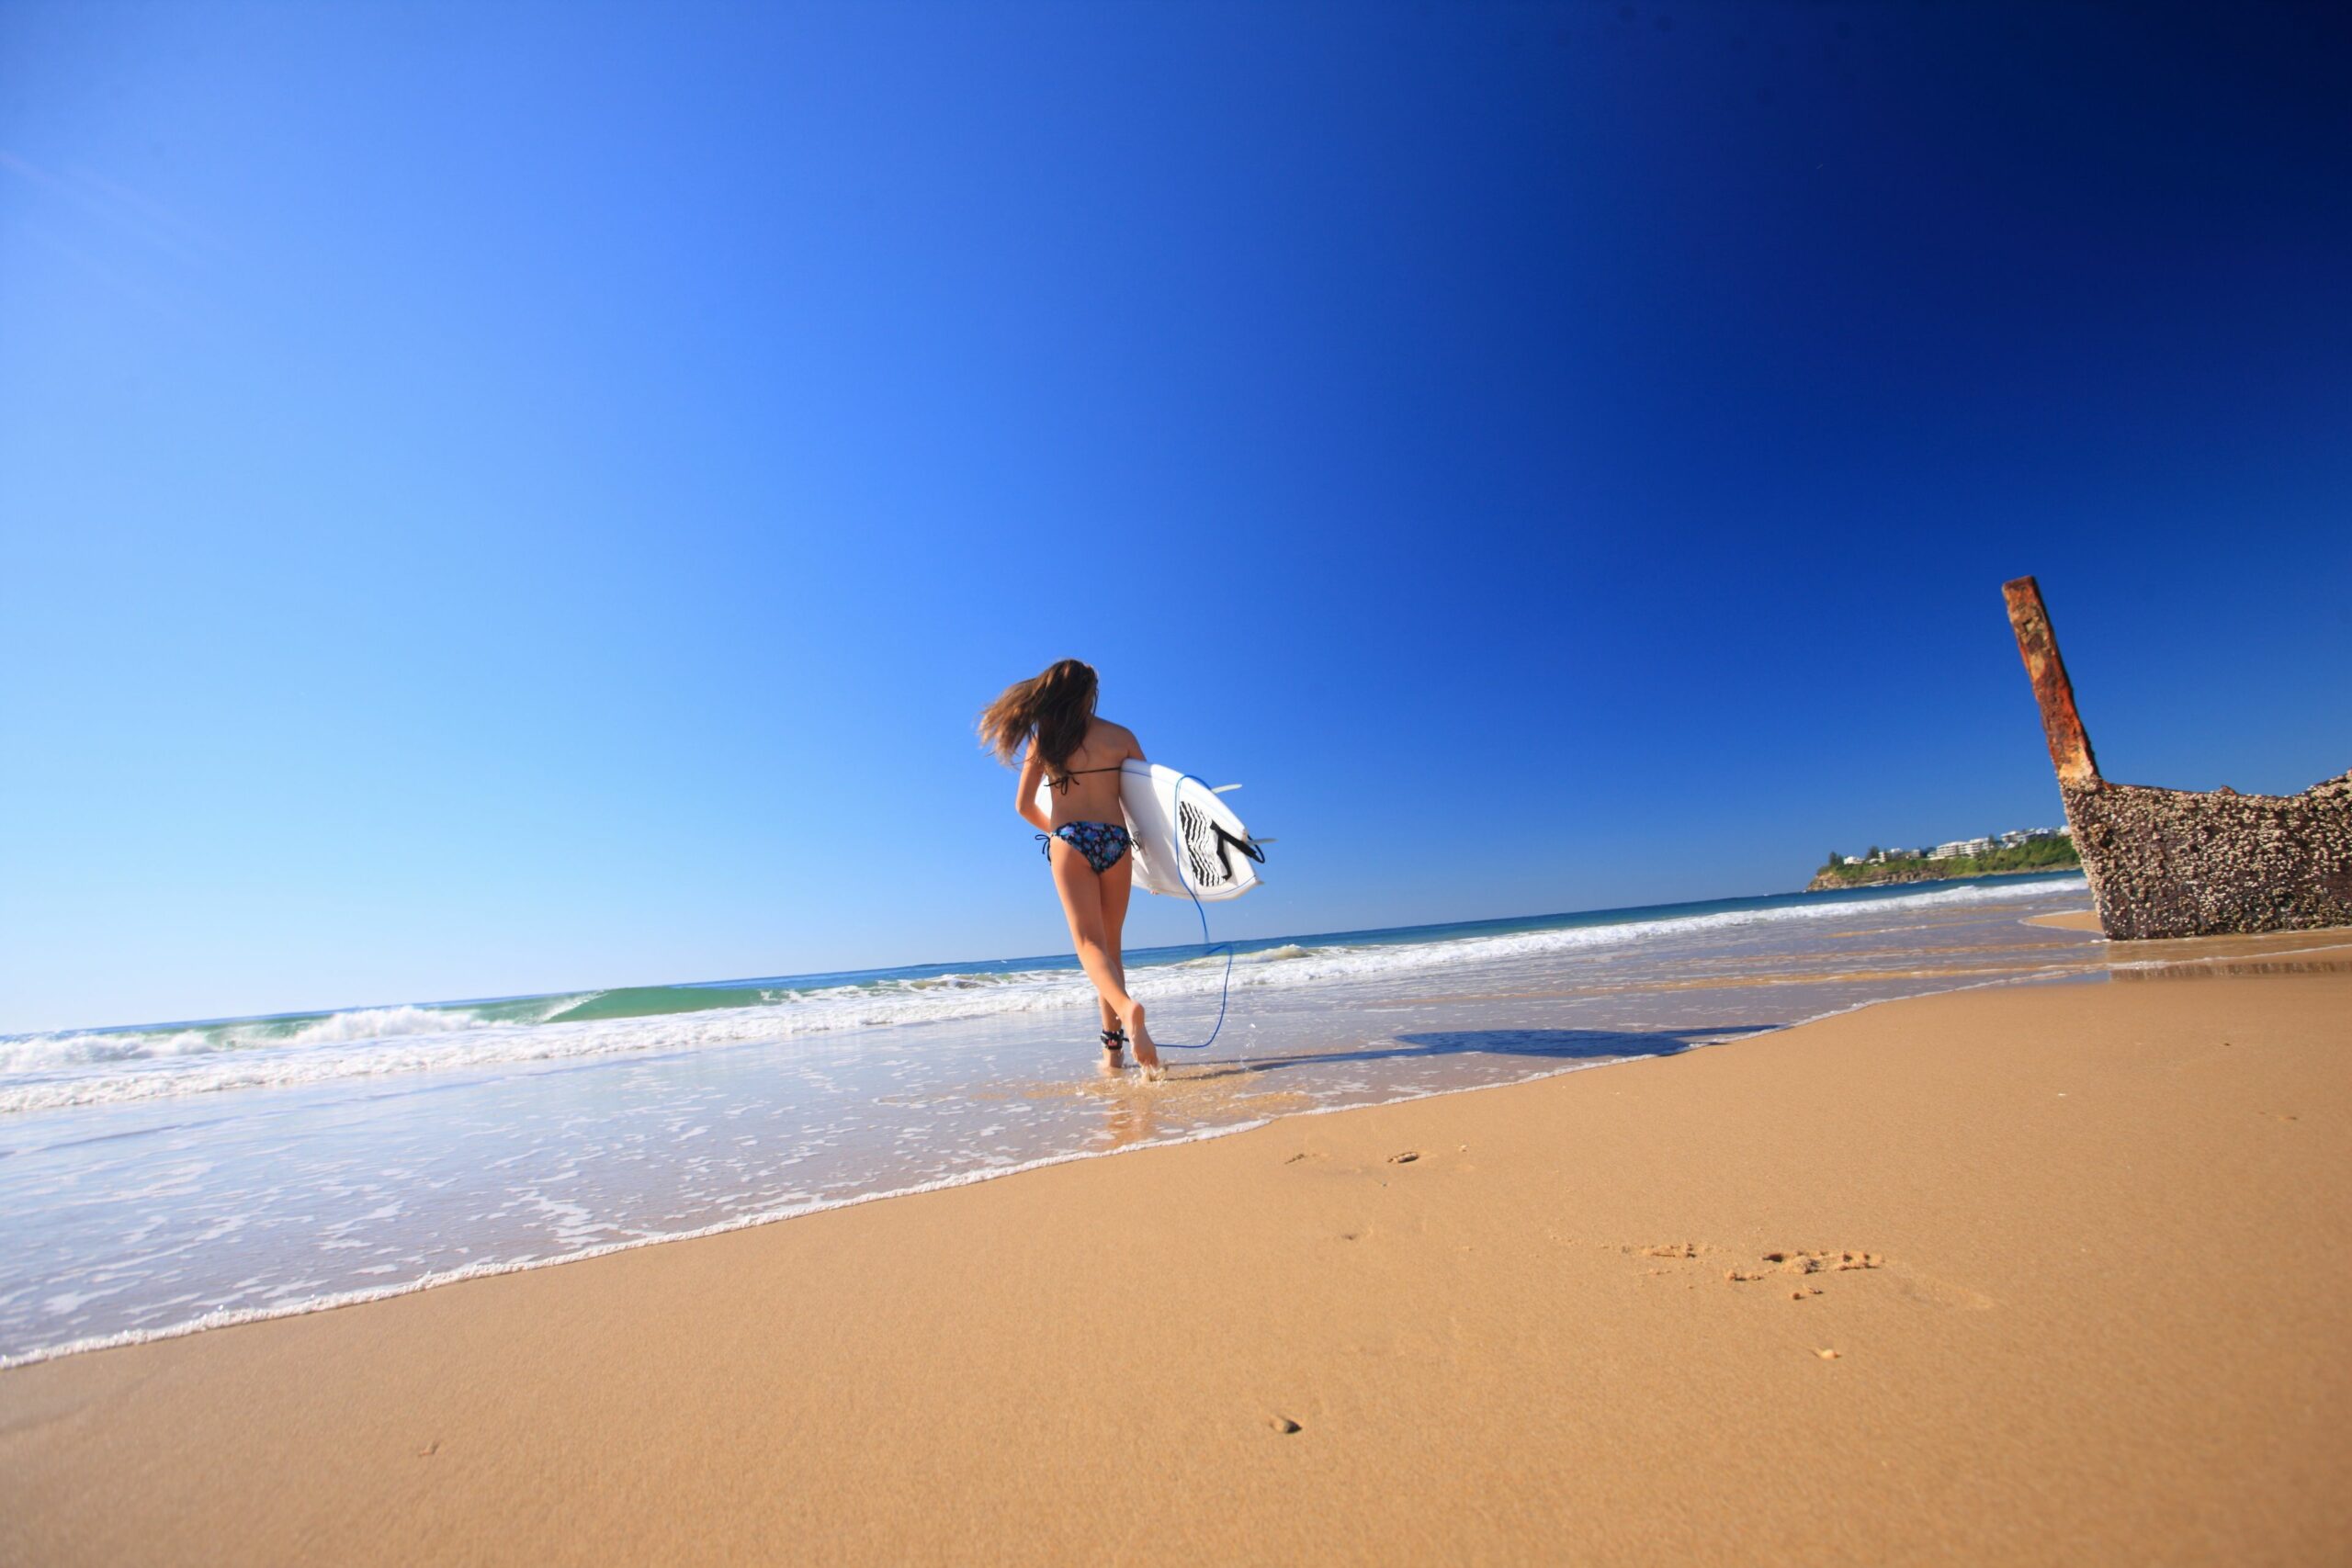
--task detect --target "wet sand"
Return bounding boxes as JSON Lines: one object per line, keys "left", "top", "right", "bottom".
{"left": 5, "top": 947, "right": 2349, "bottom": 1565}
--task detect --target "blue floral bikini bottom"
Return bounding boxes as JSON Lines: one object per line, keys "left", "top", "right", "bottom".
{"left": 1040, "top": 820, "right": 1132, "bottom": 874}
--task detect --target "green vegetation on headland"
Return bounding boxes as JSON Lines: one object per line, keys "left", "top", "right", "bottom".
{"left": 1808, "top": 835, "right": 2080, "bottom": 891}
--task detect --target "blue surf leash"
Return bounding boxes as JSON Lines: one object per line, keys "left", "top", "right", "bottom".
{"left": 1151, "top": 874, "right": 1236, "bottom": 1051}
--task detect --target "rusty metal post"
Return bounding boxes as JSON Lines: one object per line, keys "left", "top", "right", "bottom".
{"left": 2003, "top": 576, "right": 2099, "bottom": 786}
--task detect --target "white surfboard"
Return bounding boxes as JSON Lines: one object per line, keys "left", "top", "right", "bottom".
{"left": 1035, "top": 760, "right": 1265, "bottom": 902}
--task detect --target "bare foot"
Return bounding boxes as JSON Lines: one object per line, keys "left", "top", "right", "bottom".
{"left": 1123, "top": 1001, "right": 1162, "bottom": 1078}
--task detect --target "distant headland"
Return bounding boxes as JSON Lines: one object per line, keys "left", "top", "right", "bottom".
{"left": 1807, "top": 827, "right": 2078, "bottom": 892}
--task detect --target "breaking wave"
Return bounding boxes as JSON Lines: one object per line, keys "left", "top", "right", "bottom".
{"left": 0, "top": 874, "right": 2083, "bottom": 1115}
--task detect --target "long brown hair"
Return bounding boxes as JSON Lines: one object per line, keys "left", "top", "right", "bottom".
{"left": 978, "top": 659, "right": 1099, "bottom": 771}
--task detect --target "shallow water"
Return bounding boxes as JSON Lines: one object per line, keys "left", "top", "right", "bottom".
{"left": 0, "top": 874, "right": 2105, "bottom": 1364}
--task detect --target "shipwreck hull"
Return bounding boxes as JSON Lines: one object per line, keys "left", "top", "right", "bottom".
{"left": 2005, "top": 577, "right": 2352, "bottom": 942}
{"left": 2061, "top": 774, "right": 2352, "bottom": 942}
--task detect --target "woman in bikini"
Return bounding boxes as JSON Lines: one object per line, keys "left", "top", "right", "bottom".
{"left": 978, "top": 659, "right": 1160, "bottom": 1076}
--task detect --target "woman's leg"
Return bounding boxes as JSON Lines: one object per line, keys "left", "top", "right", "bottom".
{"left": 1048, "top": 842, "right": 1160, "bottom": 1071}
{"left": 1100, "top": 851, "right": 1155, "bottom": 1069}
{"left": 1095, "top": 851, "right": 1138, "bottom": 1059}
{"left": 1095, "top": 851, "right": 1143, "bottom": 1062}
{"left": 1100, "top": 849, "right": 1134, "bottom": 1010}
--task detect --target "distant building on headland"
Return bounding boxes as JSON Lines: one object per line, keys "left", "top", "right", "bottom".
{"left": 1910, "top": 827, "right": 2068, "bottom": 863}
{"left": 1810, "top": 825, "right": 2075, "bottom": 893}
{"left": 1833, "top": 831, "right": 2073, "bottom": 868}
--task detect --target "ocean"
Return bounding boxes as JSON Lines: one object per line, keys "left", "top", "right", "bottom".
{"left": 0, "top": 873, "right": 2100, "bottom": 1366}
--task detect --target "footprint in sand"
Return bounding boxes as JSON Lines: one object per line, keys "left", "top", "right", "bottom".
{"left": 1634, "top": 1242, "right": 1984, "bottom": 1309}
{"left": 1725, "top": 1249, "right": 1883, "bottom": 1282}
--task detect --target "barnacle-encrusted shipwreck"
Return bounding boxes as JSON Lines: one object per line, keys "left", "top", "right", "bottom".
{"left": 2004, "top": 575, "right": 2352, "bottom": 940}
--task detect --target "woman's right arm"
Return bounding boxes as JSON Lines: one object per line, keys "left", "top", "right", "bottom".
{"left": 1014, "top": 750, "right": 1050, "bottom": 832}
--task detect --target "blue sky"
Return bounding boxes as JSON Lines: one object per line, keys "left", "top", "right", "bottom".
{"left": 4, "top": 1, "right": 2348, "bottom": 1033}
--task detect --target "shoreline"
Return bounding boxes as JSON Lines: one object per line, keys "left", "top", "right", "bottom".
{"left": 0, "top": 983, "right": 1924, "bottom": 1373}
{"left": 6, "top": 933, "right": 2348, "bottom": 1564}
{"left": 0, "top": 884, "right": 2126, "bottom": 1372}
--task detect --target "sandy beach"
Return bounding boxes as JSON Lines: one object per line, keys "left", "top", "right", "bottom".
{"left": 5, "top": 946, "right": 2348, "bottom": 1566}
{"left": 13, "top": 1, "right": 2350, "bottom": 1562}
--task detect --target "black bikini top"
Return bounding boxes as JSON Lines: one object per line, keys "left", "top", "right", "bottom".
{"left": 1045, "top": 763, "right": 1122, "bottom": 795}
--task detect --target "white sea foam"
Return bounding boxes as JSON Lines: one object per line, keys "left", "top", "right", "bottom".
{"left": 0, "top": 876, "right": 2084, "bottom": 1115}
{"left": 0, "top": 998, "right": 582, "bottom": 1075}
{"left": 0, "top": 1115, "right": 1277, "bottom": 1371}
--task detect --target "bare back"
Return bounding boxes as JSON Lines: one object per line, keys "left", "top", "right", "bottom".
{"left": 1022, "top": 719, "right": 1142, "bottom": 829}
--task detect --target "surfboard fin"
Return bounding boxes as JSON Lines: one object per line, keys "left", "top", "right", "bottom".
{"left": 1218, "top": 825, "right": 1265, "bottom": 868}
